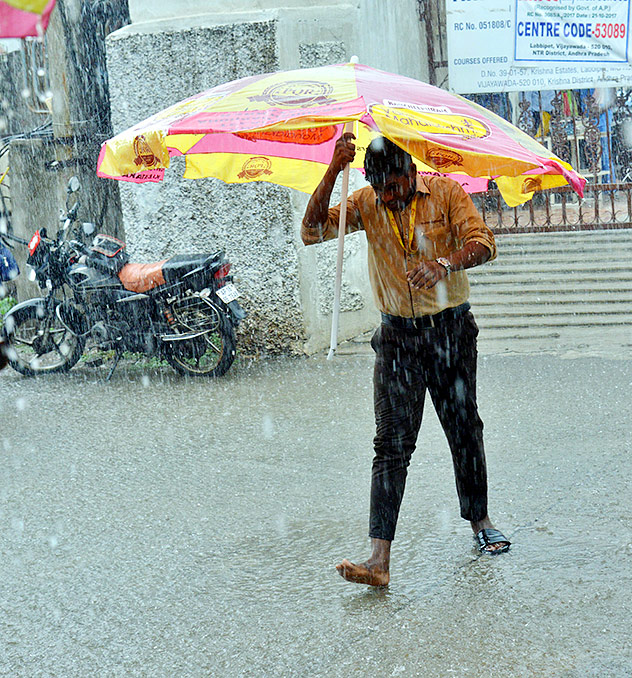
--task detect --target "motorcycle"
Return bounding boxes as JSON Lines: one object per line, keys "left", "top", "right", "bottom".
{"left": 1, "top": 177, "right": 246, "bottom": 378}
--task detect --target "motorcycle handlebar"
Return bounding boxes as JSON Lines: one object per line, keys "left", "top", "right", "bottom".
{"left": 68, "top": 239, "right": 90, "bottom": 256}
{"left": 67, "top": 201, "right": 80, "bottom": 220}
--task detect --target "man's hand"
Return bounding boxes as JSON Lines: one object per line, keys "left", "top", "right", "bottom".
{"left": 406, "top": 260, "right": 448, "bottom": 290}
{"left": 330, "top": 133, "right": 356, "bottom": 174}
{"left": 406, "top": 243, "right": 491, "bottom": 290}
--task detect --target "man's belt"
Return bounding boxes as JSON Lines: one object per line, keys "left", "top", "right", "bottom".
{"left": 381, "top": 302, "right": 471, "bottom": 331}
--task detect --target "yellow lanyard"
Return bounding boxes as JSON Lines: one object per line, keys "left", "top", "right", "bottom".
{"left": 385, "top": 196, "right": 418, "bottom": 253}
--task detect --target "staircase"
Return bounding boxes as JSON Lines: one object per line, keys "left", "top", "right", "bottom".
{"left": 468, "top": 229, "right": 632, "bottom": 355}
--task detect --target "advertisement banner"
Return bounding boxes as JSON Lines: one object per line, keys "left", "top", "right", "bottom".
{"left": 446, "top": 0, "right": 632, "bottom": 93}
{"left": 515, "top": 0, "right": 630, "bottom": 64}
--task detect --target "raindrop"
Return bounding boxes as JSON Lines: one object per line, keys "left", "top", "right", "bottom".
{"left": 454, "top": 376, "right": 465, "bottom": 401}
{"left": 59, "top": 342, "right": 70, "bottom": 356}
{"left": 37, "top": 67, "right": 46, "bottom": 78}
{"left": 435, "top": 279, "right": 448, "bottom": 306}
{"left": 21, "top": 88, "right": 31, "bottom": 100}
{"left": 620, "top": 119, "right": 632, "bottom": 149}
{"left": 262, "top": 415, "right": 275, "bottom": 439}
{"left": 11, "top": 517, "right": 24, "bottom": 534}
{"left": 48, "top": 535, "right": 58, "bottom": 548}
{"left": 594, "top": 87, "right": 616, "bottom": 111}
{"left": 15, "top": 397, "right": 26, "bottom": 411}
{"left": 275, "top": 513, "right": 288, "bottom": 537}
{"left": 4, "top": 315, "right": 13, "bottom": 332}
{"left": 142, "top": 375, "right": 150, "bottom": 387}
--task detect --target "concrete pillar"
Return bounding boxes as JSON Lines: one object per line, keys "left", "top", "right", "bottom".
{"left": 108, "top": 1, "right": 430, "bottom": 354}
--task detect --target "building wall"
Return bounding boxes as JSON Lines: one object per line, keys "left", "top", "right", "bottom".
{"left": 108, "top": 2, "right": 429, "bottom": 354}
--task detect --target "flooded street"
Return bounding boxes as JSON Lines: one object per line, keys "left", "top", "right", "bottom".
{"left": 1, "top": 351, "right": 630, "bottom": 677}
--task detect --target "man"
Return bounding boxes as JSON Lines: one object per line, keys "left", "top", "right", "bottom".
{"left": 301, "top": 134, "right": 510, "bottom": 587}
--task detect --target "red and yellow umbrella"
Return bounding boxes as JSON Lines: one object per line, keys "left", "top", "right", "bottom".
{"left": 98, "top": 61, "right": 585, "bottom": 208}
{"left": 0, "top": 0, "right": 56, "bottom": 38}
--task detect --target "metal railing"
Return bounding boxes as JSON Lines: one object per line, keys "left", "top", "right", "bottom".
{"left": 473, "top": 184, "right": 632, "bottom": 234}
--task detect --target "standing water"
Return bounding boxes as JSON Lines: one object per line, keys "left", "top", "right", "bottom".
{"left": 0, "top": 352, "right": 630, "bottom": 676}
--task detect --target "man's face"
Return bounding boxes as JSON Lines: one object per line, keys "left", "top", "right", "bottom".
{"left": 371, "top": 167, "right": 416, "bottom": 212}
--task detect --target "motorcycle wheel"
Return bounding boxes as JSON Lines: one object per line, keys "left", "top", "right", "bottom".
{"left": 2, "top": 303, "right": 85, "bottom": 376}
{"left": 165, "top": 319, "right": 237, "bottom": 378}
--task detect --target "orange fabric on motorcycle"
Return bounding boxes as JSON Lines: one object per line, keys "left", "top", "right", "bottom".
{"left": 118, "top": 261, "right": 167, "bottom": 293}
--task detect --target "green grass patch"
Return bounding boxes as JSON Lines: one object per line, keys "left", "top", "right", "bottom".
{"left": 0, "top": 295, "right": 17, "bottom": 319}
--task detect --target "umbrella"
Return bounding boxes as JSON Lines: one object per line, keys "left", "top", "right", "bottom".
{"left": 0, "top": 0, "right": 56, "bottom": 38}
{"left": 97, "top": 60, "right": 586, "bottom": 357}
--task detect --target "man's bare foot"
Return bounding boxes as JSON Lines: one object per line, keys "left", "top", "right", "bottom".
{"left": 336, "top": 559, "right": 390, "bottom": 587}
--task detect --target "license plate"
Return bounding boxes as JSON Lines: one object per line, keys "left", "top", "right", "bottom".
{"left": 216, "top": 282, "right": 241, "bottom": 304}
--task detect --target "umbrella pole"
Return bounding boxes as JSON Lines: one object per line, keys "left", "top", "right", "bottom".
{"left": 327, "top": 122, "right": 354, "bottom": 361}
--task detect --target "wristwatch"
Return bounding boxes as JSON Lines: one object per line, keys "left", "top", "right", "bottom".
{"left": 436, "top": 257, "right": 453, "bottom": 275}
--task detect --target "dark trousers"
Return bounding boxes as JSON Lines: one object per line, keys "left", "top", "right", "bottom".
{"left": 369, "top": 310, "right": 488, "bottom": 541}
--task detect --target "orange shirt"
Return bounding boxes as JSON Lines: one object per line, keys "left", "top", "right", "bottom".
{"left": 301, "top": 175, "right": 497, "bottom": 317}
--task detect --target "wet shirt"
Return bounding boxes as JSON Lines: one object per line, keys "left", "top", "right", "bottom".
{"left": 301, "top": 175, "right": 497, "bottom": 318}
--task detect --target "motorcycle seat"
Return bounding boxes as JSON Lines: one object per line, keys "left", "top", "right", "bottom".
{"left": 118, "top": 260, "right": 168, "bottom": 293}
{"left": 162, "top": 253, "right": 223, "bottom": 284}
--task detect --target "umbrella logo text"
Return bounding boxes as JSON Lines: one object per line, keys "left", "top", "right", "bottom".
{"left": 248, "top": 80, "right": 334, "bottom": 108}
{"left": 238, "top": 157, "right": 273, "bottom": 179}
{"left": 236, "top": 126, "right": 337, "bottom": 145}
{"left": 427, "top": 148, "right": 464, "bottom": 169}
{"left": 133, "top": 135, "right": 159, "bottom": 168}
{"left": 522, "top": 177, "right": 542, "bottom": 193}
{"left": 374, "top": 106, "right": 491, "bottom": 141}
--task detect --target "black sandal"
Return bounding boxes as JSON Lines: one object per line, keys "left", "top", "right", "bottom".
{"left": 475, "top": 528, "right": 511, "bottom": 554}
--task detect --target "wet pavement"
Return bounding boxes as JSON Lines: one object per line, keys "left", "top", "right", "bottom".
{"left": 0, "top": 345, "right": 631, "bottom": 677}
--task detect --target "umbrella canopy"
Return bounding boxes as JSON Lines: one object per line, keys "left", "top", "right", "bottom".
{"left": 0, "top": 0, "right": 56, "bottom": 38}
{"left": 97, "top": 61, "right": 585, "bottom": 207}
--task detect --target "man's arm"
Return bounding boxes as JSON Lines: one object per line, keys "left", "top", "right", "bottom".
{"left": 407, "top": 180, "right": 494, "bottom": 290}
{"left": 301, "top": 133, "right": 356, "bottom": 243}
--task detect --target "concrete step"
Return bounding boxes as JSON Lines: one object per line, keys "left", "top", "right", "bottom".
{"left": 469, "top": 281, "right": 632, "bottom": 294}
{"left": 490, "top": 248, "right": 632, "bottom": 263}
{"left": 471, "top": 260, "right": 631, "bottom": 274}
{"left": 493, "top": 229, "right": 632, "bottom": 243}
{"left": 470, "top": 295, "right": 632, "bottom": 316}
{"left": 494, "top": 232, "right": 632, "bottom": 244}
{"left": 475, "top": 313, "right": 632, "bottom": 328}
{"left": 473, "top": 307, "right": 632, "bottom": 320}
{"left": 468, "top": 273, "right": 632, "bottom": 286}
{"left": 495, "top": 238, "right": 632, "bottom": 253}
{"left": 489, "top": 239, "right": 632, "bottom": 251}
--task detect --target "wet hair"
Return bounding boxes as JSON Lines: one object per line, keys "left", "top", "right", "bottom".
{"left": 364, "top": 137, "right": 412, "bottom": 186}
